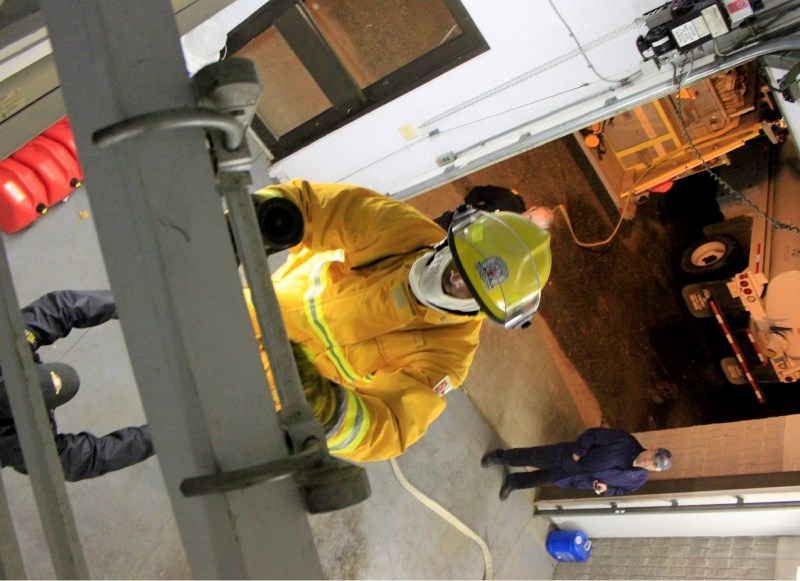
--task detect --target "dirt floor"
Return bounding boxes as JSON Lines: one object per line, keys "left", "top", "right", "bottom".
{"left": 407, "top": 136, "right": 798, "bottom": 433}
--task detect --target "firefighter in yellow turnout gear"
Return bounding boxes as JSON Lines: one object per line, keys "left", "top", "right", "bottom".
{"left": 246, "top": 180, "right": 552, "bottom": 462}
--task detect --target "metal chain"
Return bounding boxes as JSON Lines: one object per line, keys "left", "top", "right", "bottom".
{"left": 418, "top": 20, "right": 642, "bottom": 128}
{"left": 673, "top": 62, "right": 800, "bottom": 234}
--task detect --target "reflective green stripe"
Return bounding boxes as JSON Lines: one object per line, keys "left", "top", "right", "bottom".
{"left": 327, "top": 389, "right": 370, "bottom": 454}
{"left": 302, "top": 251, "right": 371, "bottom": 384}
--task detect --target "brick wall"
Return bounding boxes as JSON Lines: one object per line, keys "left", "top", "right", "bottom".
{"left": 553, "top": 537, "right": 779, "bottom": 580}
{"left": 632, "top": 414, "right": 800, "bottom": 481}
{"left": 776, "top": 537, "right": 800, "bottom": 580}
{"left": 784, "top": 416, "right": 800, "bottom": 472}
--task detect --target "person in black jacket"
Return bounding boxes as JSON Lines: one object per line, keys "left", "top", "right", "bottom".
{"left": 434, "top": 184, "right": 555, "bottom": 232}
{"left": 0, "top": 290, "right": 154, "bottom": 482}
{"left": 433, "top": 185, "right": 527, "bottom": 229}
{"left": 481, "top": 427, "right": 672, "bottom": 500}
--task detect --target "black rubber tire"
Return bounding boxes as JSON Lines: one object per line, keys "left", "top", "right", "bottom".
{"left": 679, "top": 235, "right": 745, "bottom": 281}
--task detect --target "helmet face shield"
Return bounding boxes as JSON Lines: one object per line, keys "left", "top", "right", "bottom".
{"left": 448, "top": 209, "right": 552, "bottom": 328}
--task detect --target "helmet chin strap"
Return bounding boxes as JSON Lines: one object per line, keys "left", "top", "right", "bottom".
{"left": 451, "top": 203, "right": 478, "bottom": 225}
{"left": 425, "top": 238, "right": 449, "bottom": 267}
{"left": 425, "top": 203, "right": 475, "bottom": 268}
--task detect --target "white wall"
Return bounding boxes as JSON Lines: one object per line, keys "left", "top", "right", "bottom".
{"left": 776, "top": 537, "right": 800, "bottom": 581}
{"left": 266, "top": 0, "right": 677, "bottom": 194}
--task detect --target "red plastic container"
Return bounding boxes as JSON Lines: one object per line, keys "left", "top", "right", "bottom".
{"left": 11, "top": 135, "right": 82, "bottom": 205}
{"left": 43, "top": 117, "right": 82, "bottom": 172}
{"left": 0, "top": 158, "right": 49, "bottom": 233}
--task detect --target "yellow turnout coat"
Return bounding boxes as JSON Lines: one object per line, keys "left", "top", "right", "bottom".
{"left": 248, "top": 180, "right": 484, "bottom": 461}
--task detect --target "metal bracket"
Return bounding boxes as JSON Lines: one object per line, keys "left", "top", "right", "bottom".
{"left": 92, "top": 108, "right": 245, "bottom": 151}
{"left": 760, "top": 51, "right": 800, "bottom": 72}
{"left": 179, "top": 437, "right": 371, "bottom": 514}
{"left": 778, "top": 60, "right": 800, "bottom": 103}
{"left": 181, "top": 442, "right": 326, "bottom": 496}
{"left": 436, "top": 151, "right": 457, "bottom": 166}
{"left": 194, "top": 58, "right": 262, "bottom": 173}
{"left": 610, "top": 502, "right": 627, "bottom": 514}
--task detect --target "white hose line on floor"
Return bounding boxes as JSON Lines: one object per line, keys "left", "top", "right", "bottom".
{"left": 389, "top": 458, "right": 494, "bottom": 580}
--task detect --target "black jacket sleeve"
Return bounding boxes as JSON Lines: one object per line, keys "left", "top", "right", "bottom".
{"left": 55, "top": 425, "right": 154, "bottom": 482}
{"left": 21, "top": 290, "right": 117, "bottom": 350}
{"left": 1, "top": 422, "right": 154, "bottom": 482}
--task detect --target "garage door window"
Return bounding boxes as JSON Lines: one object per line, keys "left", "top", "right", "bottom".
{"left": 229, "top": 0, "right": 486, "bottom": 158}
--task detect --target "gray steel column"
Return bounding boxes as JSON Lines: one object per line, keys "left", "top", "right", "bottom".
{"left": 0, "top": 468, "right": 28, "bottom": 579}
{"left": 38, "top": 1, "right": 322, "bottom": 578}
{"left": 0, "top": 471, "right": 27, "bottom": 579}
{"left": 0, "top": 235, "right": 87, "bottom": 579}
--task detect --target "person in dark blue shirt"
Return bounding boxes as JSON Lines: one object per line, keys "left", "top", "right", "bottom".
{"left": 481, "top": 427, "right": 672, "bottom": 500}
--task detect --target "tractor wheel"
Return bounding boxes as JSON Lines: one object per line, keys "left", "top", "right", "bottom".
{"left": 679, "top": 235, "right": 745, "bottom": 281}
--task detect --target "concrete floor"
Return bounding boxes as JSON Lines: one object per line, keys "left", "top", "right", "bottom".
{"left": 1, "top": 168, "right": 598, "bottom": 577}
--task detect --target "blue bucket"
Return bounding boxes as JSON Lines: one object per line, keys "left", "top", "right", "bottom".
{"left": 545, "top": 529, "right": 592, "bottom": 562}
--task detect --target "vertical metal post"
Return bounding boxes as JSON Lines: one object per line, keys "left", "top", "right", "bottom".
{"left": 0, "top": 236, "right": 88, "bottom": 579}
{"left": 0, "top": 471, "right": 26, "bottom": 580}
{"left": 223, "top": 179, "right": 322, "bottom": 438}
{"left": 39, "top": 1, "right": 323, "bottom": 578}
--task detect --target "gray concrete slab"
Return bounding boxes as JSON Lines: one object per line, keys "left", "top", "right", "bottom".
{"left": 1, "top": 183, "right": 585, "bottom": 578}
{"left": 309, "top": 391, "right": 557, "bottom": 579}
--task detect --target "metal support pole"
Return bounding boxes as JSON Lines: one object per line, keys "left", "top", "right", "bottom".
{"left": 0, "top": 471, "right": 27, "bottom": 580}
{"left": 39, "top": 1, "right": 322, "bottom": 578}
{"left": 192, "top": 59, "right": 321, "bottom": 437}
{"left": 222, "top": 175, "right": 324, "bottom": 446}
{"left": 0, "top": 236, "right": 88, "bottom": 579}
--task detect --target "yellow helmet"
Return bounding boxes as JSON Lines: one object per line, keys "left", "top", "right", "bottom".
{"left": 449, "top": 207, "right": 552, "bottom": 328}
